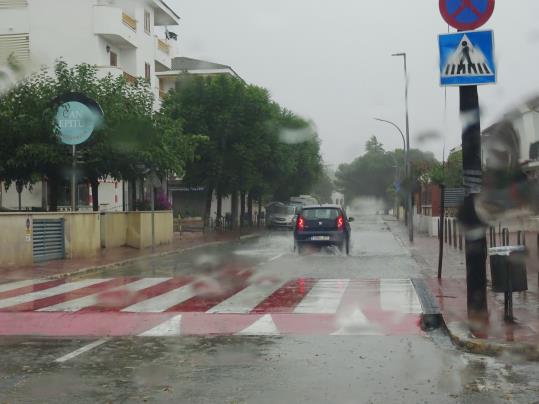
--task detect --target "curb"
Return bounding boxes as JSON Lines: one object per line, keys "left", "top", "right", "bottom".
{"left": 45, "top": 232, "right": 263, "bottom": 281}
{"left": 446, "top": 321, "right": 539, "bottom": 361}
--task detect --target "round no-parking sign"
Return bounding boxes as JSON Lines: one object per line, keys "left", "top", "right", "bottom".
{"left": 439, "top": 0, "right": 495, "bottom": 31}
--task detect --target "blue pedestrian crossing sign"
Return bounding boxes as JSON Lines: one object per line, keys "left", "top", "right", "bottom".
{"left": 438, "top": 30, "right": 496, "bottom": 86}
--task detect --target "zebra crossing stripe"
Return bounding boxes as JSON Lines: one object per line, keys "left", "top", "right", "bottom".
{"left": 0, "top": 279, "right": 48, "bottom": 294}
{"left": 293, "top": 279, "right": 349, "bottom": 314}
{"left": 38, "top": 278, "right": 170, "bottom": 312}
{"left": 0, "top": 279, "right": 108, "bottom": 310}
{"left": 122, "top": 283, "right": 198, "bottom": 313}
{"left": 206, "top": 281, "right": 287, "bottom": 314}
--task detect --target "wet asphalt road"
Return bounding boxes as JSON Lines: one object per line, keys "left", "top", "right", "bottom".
{"left": 1, "top": 214, "right": 538, "bottom": 403}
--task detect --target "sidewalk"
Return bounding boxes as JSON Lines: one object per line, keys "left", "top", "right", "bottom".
{"left": 0, "top": 230, "right": 260, "bottom": 282}
{"left": 386, "top": 216, "right": 539, "bottom": 360}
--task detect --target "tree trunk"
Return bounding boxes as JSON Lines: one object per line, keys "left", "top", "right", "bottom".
{"left": 49, "top": 176, "right": 59, "bottom": 212}
{"left": 204, "top": 185, "right": 214, "bottom": 229}
{"left": 247, "top": 192, "right": 253, "bottom": 226}
{"left": 231, "top": 190, "right": 238, "bottom": 230}
{"left": 90, "top": 179, "right": 99, "bottom": 212}
{"left": 240, "top": 191, "right": 246, "bottom": 227}
{"left": 257, "top": 196, "right": 262, "bottom": 228}
{"left": 216, "top": 189, "right": 223, "bottom": 229}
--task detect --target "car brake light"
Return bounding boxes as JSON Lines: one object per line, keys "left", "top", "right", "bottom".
{"left": 337, "top": 215, "right": 344, "bottom": 231}
{"left": 296, "top": 216, "right": 305, "bottom": 231}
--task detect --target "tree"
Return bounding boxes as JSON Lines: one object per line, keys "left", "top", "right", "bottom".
{"left": 311, "top": 169, "right": 335, "bottom": 204}
{"left": 162, "top": 74, "right": 323, "bottom": 225}
{"left": 429, "top": 149, "right": 463, "bottom": 187}
{"left": 335, "top": 136, "right": 439, "bottom": 206}
{"left": 0, "top": 61, "right": 200, "bottom": 211}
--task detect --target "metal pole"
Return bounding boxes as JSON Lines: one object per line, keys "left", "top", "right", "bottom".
{"left": 438, "top": 185, "right": 445, "bottom": 279}
{"left": 402, "top": 53, "right": 413, "bottom": 243}
{"left": 71, "top": 145, "right": 76, "bottom": 212}
{"left": 150, "top": 173, "right": 155, "bottom": 253}
{"left": 460, "top": 85, "right": 488, "bottom": 321}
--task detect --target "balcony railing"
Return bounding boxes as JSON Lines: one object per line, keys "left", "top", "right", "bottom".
{"left": 157, "top": 38, "right": 170, "bottom": 55}
{"left": 122, "top": 12, "right": 137, "bottom": 31}
{"left": 123, "top": 71, "right": 137, "bottom": 83}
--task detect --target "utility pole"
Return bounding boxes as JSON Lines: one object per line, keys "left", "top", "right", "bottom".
{"left": 460, "top": 85, "right": 488, "bottom": 320}
{"left": 392, "top": 52, "right": 413, "bottom": 242}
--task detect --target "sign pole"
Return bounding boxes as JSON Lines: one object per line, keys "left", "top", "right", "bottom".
{"left": 460, "top": 85, "right": 488, "bottom": 321}
{"left": 71, "top": 144, "right": 76, "bottom": 212}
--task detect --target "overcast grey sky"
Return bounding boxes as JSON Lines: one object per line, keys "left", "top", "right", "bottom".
{"left": 168, "top": 1, "right": 539, "bottom": 167}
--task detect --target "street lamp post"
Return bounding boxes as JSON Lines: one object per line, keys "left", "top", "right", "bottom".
{"left": 374, "top": 117, "right": 412, "bottom": 242}
{"left": 392, "top": 52, "right": 413, "bottom": 242}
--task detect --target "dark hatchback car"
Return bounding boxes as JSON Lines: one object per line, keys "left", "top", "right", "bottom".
{"left": 293, "top": 205, "right": 354, "bottom": 254}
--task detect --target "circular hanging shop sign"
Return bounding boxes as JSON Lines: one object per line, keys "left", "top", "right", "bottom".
{"left": 54, "top": 93, "right": 103, "bottom": 146}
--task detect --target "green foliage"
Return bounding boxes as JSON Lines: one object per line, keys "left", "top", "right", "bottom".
{"left": 428, "top": 149, "right": 463, "bottom": 187}
{"left": 161, "top": 74, "right": 323, "bottom": 204}
{"left": 0, "top": 61, "right": 201, "bottom": 209}
{"left": 335, "top": 136, "right": 439, "bottom": 205}
{"left": 311, "top": 168, "right": 335, "bottom": 204}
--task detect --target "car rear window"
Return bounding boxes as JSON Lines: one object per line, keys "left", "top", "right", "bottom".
{"left": 302, "top": 208, "right": 340, "bottom": 220}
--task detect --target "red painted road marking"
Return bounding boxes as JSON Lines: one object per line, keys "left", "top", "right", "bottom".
{"left": 251, "top": 278, "right": 317, "bottom": 313}
{"left": 0, "top": 312, "right": 425, "bottom": 337}
{"left": 79, "top": 277, "right": 192, "bottom": 312}
{"left": 0, "top": 278, "right": 139, "bottom": 312}
{"left": 165, "top": 283, "right": 249, "bottom": 312}
{"left": 0, "top": 279, "right": 66, "bottom": 301}
{"left": 0, "top": 312, "right": 174, "bottom": 337}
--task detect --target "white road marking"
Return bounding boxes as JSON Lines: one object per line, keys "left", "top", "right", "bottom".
{"left": 54, "top": 338, "right": 110, "bottom": 363}
{"left": 121, "top": 283, "right": 196, "bottom": 313}
{"left": 267, "top": 253, "right": 284, "bottom": 262}
{"left": 139, "top": 315, "right": 182, "bottom": 337}
{"left": 380, "top": 279, "right": 422, "bottom": 314}
{"left": 206, "top": 281, "right": 287, "bottom": 314}
{"left": 294, "top": 279, "right": 350, "bottom": 314}
{"left": 38, "top": 278, "right": 171, "bottom": 312}
{"left": 332, "top": 308, "right": 382, "bottom": 336}
{"left": 0, "top": 279, "right": 107, "bottom": 309}
{"left": 237, "top": 314, "right": 279, "bottom": 335}
{"left": 0, "top": 279, "right": 47, "bottom": 293}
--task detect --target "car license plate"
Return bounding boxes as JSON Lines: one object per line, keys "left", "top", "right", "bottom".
{"left": 311, "top": 236, "right": 330, "bottom": 241}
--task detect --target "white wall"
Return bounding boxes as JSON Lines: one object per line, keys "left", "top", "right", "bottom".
{"left": 0, "top": 182, "right": 43, "bottom": 210}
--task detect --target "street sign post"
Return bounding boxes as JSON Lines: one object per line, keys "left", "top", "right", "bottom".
{"left": 438, "top": 0, "right": 495, "bottom": 324}
{"left": 439, "top": 0, "right": 495, "bottom": 31}
{"left": 439, "top": 30, "right": 496, "bottom": 86}
{"left": 55, "top": 94, "right": 103, "bottom": 212}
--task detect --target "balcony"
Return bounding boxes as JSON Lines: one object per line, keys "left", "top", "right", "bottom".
{"left": 93, "top": 5, "right": 138, "bottom": 49}
{"left": 154, "top": 37, "right": 172, "bottom": 69}
{"left": 122, "top": 12, "right": 137, "bottom": 31}
{"left": 123, "top": 71, "right": 137, "bottom": 84}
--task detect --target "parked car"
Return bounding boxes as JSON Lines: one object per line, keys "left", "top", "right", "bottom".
{"left": 267, "top": 204, "right": 298, "bottom": 230}
{"left": 293, "top": 205, "right": 354, "bottom": 254}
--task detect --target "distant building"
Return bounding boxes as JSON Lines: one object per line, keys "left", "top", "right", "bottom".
{"left": 482, "top": 97, "right": 539, "bottom": 178}
{"left": 157, "top": 56, "right": 243, "bottom": 96}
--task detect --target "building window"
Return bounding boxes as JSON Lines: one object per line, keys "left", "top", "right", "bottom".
{"left": 145, "top": 62, "right": 151, "bottom": 81}
{"left": 144, "top": 10, "right": 151, "bottom": 34}
{"left": 110, "top": 51, "right": 118, "bottom": 67}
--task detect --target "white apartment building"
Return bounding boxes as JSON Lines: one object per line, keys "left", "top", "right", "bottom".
{"left": 0, "top": 0, "right": 180, "bottom": 211}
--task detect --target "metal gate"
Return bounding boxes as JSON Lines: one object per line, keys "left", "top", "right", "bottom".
{"left": 33, "top": 219, "right": 65, "bottom": 263}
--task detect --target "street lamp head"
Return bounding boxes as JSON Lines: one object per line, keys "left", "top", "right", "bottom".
{"left": 392, "top": 52, "right": 406, "bottom": 57}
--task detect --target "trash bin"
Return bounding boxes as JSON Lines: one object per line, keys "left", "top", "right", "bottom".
{"left": 489, "top": 246, "right": 528, "bottom": 322}
{"left": 489, "top": 246, "right": 528, "bottom": 293}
